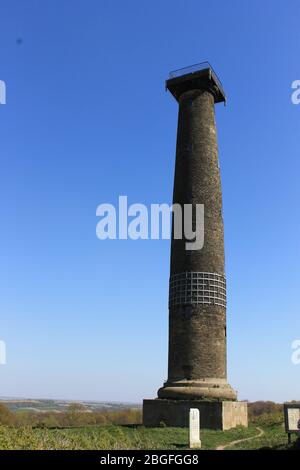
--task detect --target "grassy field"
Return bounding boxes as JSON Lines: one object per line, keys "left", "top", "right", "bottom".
{"left": 0, "top": 422, "right": 297, "bottom": 450}
{"left": 0, "top": 401, "right": 297, "bottom": 450}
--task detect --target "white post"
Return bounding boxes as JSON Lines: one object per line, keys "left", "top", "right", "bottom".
{"left": 189, "top": 408, "right": 201, "bottom": 449}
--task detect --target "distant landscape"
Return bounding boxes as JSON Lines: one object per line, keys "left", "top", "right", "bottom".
{"left": 0, "top": 397, "right": 141, "bottom": 414}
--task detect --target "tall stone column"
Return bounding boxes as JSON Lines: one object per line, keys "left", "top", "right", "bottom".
{"left": 143, "top": 63, "right": 247, "bottom": 429}
{"left": 158, "top": 86, "right": 236, "bottom": 401}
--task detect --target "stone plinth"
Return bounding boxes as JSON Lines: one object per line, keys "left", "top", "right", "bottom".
{"left": 143, "top": 399, "right": 248, "bottom": 430}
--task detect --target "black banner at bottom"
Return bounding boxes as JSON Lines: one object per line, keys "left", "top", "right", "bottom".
{"left": 0, "top": 449, "right": 294, "bottom": 466}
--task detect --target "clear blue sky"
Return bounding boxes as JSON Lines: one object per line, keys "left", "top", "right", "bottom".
{"left": 0, "top": 0, "right": 299, "bottom": 403}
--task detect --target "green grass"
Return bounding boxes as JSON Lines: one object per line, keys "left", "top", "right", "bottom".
{"left": 232, "top": 423, "right": 296, "bottom": 450}
{"left": 0, "top": 422, "right": 295, "bottom": 450}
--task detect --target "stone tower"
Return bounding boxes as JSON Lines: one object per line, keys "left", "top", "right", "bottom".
{"left": 143, "top": 63, "right": 248, "bottom": 430}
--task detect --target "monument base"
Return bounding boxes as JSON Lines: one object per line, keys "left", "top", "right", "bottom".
{"left": 143, "top": 399, "right": 248, "bottom": 430}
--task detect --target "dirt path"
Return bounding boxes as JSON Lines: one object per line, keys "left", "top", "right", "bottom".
{"left": 216, "top": 427, "right": 264, "bottom": 450}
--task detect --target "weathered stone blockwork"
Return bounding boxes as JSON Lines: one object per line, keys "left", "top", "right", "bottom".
{"left": 160, "top": 80, "right": 235, "bottom": 400}
{"left": 143, "top": 399, "right": 248, "bottom": 430}
{"left": 143, "top": 65, "right": 248, "bottom": 429}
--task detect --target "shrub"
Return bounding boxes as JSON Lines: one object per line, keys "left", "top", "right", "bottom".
{"left": 0, "top": 404, "right": 15, "bottom": 425}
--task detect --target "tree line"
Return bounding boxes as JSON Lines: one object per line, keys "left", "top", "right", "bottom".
{"left": 0, "top": 402, "right": 142, "bottom": 428}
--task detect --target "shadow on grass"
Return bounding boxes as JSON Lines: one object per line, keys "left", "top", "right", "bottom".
{"left": 258, "top": 439, "right": 300, "bottom": 451}
{"left": 289, "top": 438, "right": 300, "bottom": 450}
{"left": 168, "top": 443, "right": 187, "bottom": 449}
{"left": 120, "top": 424, "right": 143, "bottom": 429}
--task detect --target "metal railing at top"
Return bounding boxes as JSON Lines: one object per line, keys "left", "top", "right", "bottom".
{"left": 168, "top": 61, "right": 224, "bottom": 94}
